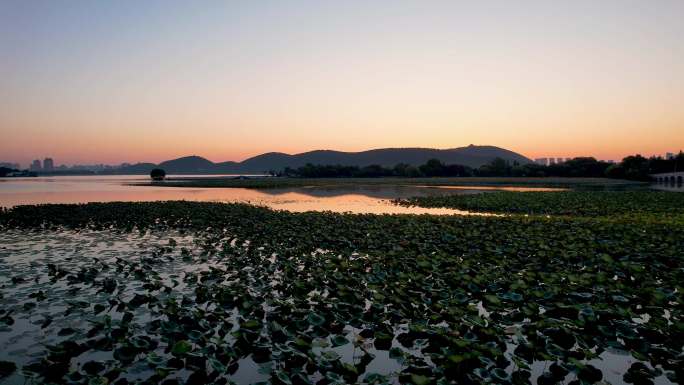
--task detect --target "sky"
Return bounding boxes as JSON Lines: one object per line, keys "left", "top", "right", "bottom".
{"left": 1, "top": 0, "right": 683, "bottom": 167}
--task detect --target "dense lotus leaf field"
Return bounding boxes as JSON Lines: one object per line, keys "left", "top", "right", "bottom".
{"left": 0, "top": 200, "right": 683, "bottom": 385}
{"left": 396, "top": 191, "right": 684, "bottom": 218}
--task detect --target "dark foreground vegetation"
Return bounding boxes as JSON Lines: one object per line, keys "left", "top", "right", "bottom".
{"left": 0, "top": 196, "right": 682, "bottom": 385}
{"left": 274, "top": 153, "right": 683, "bottom": 181}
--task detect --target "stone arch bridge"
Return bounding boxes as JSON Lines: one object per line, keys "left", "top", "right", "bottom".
{"left": 651, "top": 171, "right": 684, "bottom": 185}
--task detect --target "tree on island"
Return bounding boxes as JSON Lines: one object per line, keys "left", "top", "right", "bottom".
{"left": 150, "top": 168, "right": 166, "bottom": 181}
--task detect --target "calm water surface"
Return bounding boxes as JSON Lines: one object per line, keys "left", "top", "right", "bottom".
{"left": 0, "top": 176, "right": 560, "bottom": 214}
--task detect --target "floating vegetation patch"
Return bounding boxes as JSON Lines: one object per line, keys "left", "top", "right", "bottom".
{"left": 130, "top": 176, "right": 647, "bottom": 190}
{"left": 395, "top": 190, "right": 684, "bottom": 217}
{"left": 0, "top": 201, "right": 682, "bottom": 384}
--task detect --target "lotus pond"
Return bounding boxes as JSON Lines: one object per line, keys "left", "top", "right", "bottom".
{"left": 396, "top": 191, "right": 684, "bottom": 218}
{"left": 0, "top": 200, "right": 682, "bottom": 385}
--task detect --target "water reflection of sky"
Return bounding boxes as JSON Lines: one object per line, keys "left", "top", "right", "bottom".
{"left": 651, "top": 183, "right": 684, "bottom": 192}
{"left": 0, "top": 176, "right": 558, "bottom": 215}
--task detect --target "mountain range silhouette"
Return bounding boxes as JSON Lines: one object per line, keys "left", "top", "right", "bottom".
{"left": 109, "top": 145, "right": 532, "bottom": 174}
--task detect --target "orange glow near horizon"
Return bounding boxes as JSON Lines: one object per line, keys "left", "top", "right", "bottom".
{"left": 4, "top": 98, "right": 681, "bottom": 166}
{"left": 1, "top": 2, "right": 683, "bottom": 167}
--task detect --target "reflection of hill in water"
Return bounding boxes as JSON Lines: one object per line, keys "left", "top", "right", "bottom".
{"left": 256, "top": 185, "right": 478, "bottom": 199}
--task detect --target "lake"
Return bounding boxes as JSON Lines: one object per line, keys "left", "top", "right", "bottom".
{"left": 0, "top": 180, "right": 679, "bottom": 385}
{"left": 0, "top": 175, "right": 562, "bottom": 214}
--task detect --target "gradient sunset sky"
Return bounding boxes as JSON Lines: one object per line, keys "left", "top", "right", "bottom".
{"left": 1, "top": 1, "right": 683, "bottom": 167}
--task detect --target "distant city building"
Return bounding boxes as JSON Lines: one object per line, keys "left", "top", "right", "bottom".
{"left": 43, "top": 158, "right": 54, "bottom": 171}
{"left": 0, "top": 162, "right": 20, "bottom": 169}
{"left": 30, "top": 159, "right": 42, "bottom": 171}
{"left": 534, "top": 157, "right": 578, "bottom": 166}
{"left": 666, "top": 152, "right": 674, "bottom": 160}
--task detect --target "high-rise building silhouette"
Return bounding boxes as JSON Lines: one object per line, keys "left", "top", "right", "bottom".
{"left": 30, "top": 159, "right": 42, "bottom": 171}
{"left": 43, "top": 158, "right": 54, "bottom": 171}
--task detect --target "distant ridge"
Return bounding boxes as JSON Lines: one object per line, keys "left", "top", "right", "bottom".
{"left": 109, "top": 145, "right": 532, "bottom": 174}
